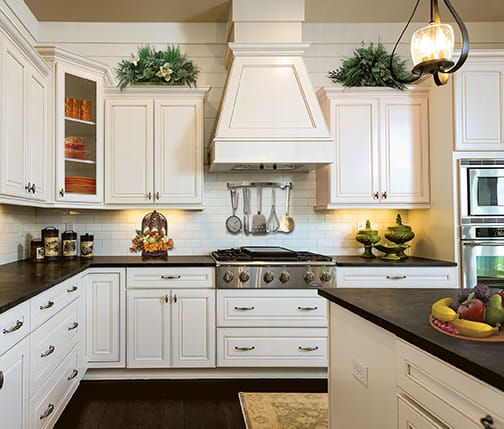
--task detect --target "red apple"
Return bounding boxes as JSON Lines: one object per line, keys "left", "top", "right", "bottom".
{"left": 457, "top": 298, "right": 486, "bottom": 322}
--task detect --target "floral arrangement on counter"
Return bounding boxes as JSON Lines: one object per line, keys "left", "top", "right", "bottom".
{"left": 130, "top": 229, "right": 174, "bottom": 254}
{"left": 328, "top": 42, "right": 413, "bottom": 90}
{"left": 116, "top": 45, "right": 199, "bottom": 90}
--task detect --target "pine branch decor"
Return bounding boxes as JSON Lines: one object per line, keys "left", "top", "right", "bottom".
{"left": 328, "top": 42, "right": 413, "bottom": 90}
{"left": 116, "top": 45, "right": 199, "bottom": 90}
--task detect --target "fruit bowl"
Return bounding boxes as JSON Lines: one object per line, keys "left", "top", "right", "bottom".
{"left": 429, "top": 315, "right": 504, "bottom": 342}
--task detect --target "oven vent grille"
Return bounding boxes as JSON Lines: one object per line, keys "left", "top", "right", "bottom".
{"left": 460, "top": 159, "right": 504, "bottom": 166}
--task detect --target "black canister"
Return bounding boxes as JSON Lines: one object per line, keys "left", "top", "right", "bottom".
{"left": 80, "top": 233, "right": 94, "bottom": 258}
{"left": 62, "top": 230, "right": 77, "bottom": 258}
{"left": 41, "top": 227, "right": 59, "bottom": 259}
{"left": 30, "top": 239, "right": 45, "bottom": 262}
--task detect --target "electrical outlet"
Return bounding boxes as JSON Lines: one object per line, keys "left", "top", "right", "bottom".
{"left": 352, "top": 358, "right": 368, "bottom": 388}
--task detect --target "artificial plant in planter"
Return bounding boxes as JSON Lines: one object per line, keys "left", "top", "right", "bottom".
{"left": 116, "top": 45, "right": 199, "bottom": 90}
{"left": 328, "top": 42, "right": 413, "bottom": 90}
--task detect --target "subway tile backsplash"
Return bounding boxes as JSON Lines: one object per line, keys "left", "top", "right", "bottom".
{"left": 0, "top": 171, "right": 406, "bottom": 265}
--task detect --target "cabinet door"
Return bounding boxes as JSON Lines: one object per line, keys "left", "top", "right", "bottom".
{"left": 85, "top": 269, "right": 125, "bottom": 367}
{"left": 454, "top": 60, "right": 504, "bottom": 151}
{"left": 154, "top": 98, "right": 203, "bottom": 204}
{"left": 171, "top": 289, "right": 215, "bottom": 367}
{"left": 105, "top": 98, "right": 154, "bottom": 204}
{"left": 380, "top": 96, "right": 430, "bottom": 205}
{"left": 0, "top": 337, "right": 30, "bottom": 429}
{"left": 126, "top": 289, "right": 171, "bottom": 368}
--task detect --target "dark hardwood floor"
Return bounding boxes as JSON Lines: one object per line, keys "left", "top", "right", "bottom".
{"left": 55, "top": 378, "right": 327, "bottom": 429}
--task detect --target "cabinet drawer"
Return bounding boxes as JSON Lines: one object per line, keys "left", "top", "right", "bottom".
{"left": 217, "top": 289, "right": 327, "bottom": 327}
{"left": 30, "top": 274, "right": 81, "bottom": 329}
{"left": 127, "top": 267, "right": 214, "bottom": 288}
{"left": 30, "top": 345, "right": 80, "bottom": 429}
{"left": 397, "top": 394, "right": 447, "bottom": 429}
{"left": 0, "top": 301, "right": 30, "bottom": 355}
{"left": 30, "top": 300, "right": 80, "bottom": 395}
{"left": 396, "top": 339, "right": 504, "bottom": 429}
{"left": 217, "top": 327, "right": 327, "bottom": 367}
{"left": 336, "top": 267, "right": 458, "bottom": 288}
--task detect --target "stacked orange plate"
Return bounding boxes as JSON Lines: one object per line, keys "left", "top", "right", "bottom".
{"left": 65, "top": 176, "right": 96, "bottom": 194}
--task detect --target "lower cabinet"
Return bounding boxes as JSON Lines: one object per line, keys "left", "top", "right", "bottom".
{"left": 216, "top": 289, "right": 328, "bottom": 367}
{"left": 84, "top": 268, "right": 126, "bottom": 368}
{"left": 397, "top": 394, "right": 447, "bottom": 429}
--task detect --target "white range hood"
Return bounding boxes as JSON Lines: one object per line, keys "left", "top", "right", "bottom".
{"left": 208, "top": 0, "right": 334, "bottom": 172}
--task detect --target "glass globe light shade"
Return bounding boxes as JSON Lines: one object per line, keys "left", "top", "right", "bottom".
{"left": 411, "top": 22, "right": 455, "bottom": 73}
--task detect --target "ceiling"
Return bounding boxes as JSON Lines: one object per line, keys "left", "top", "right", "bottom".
{"left": 23, "top": 0, "right": 504, "bottom": 23}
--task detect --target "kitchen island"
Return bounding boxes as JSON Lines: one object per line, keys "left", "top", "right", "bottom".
{"left": 318, "top": 288, "right": 503, "bottom": 429}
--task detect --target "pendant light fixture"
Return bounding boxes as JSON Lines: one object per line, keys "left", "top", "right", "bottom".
{"left": 390, "top": 0, "right": 470, "bottom": 86}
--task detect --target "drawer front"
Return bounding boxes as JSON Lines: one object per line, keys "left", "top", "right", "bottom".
{"left": 30, "top": 300, "right": 80, "bottom": 395}
{"left": 397, "top": 394, "right": 448, "bottom": 429}
{"left": 31, "top": 346, "right": 80, "bottom": 429}
{"left": 30, "top": 274, "right": 81, "bottom": 329}
{"left": 217, "top": 289, "right": 327, "bottom": 327}
{"left": 217, "top": 327, "right": 327, "bottom": 367}
{"left": 0, "top": 301, "right": 30, "bottom": 355}
{"left": 336, "top": 267, "right": 458, "bottom": 288}
{"left": 127, "top": 267, "right": 214, "bottom": 289}
{"left": 396, "top": 339, "right": 504, "bottom": 429}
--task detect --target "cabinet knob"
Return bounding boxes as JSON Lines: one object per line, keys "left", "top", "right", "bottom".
{"left": 382, "top": 191, "right": 388, "bottom": 199}
{"left": 480, "top": 415, "right": 496, "bottom": 429}
{"left": 156, "top": 191, "right": 160, "bottom": 200}
{"left": 164, "top": 294, "right": 169, "bottom": 303}
{"left": 31, "top": 183, "right": 36, "bottom": 193}
{"left": 25, "top": 182, "right": 32, "bottom": 192}
{"left": 173, "top": 294, "right": 177, "bottom": 303}
{"left": 59, "top": 188, "right": 65, "bottom": 197}
{"left": 147, "top": 192, "right": 152, "bottom": 200}
{"left": 373, "top": 192, "right": 379, "bottom": 199}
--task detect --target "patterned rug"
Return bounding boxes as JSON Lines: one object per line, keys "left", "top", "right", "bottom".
{"left": 239, "top": 392, "right": 328, "bottom": 429}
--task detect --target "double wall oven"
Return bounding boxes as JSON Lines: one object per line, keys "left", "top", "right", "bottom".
{"left": 459, "top": 159, "right": 504, "bottom": 289}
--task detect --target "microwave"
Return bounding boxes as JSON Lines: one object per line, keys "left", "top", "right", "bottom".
{"left": 460, "top": 159, "right": 504, "bottom": 217}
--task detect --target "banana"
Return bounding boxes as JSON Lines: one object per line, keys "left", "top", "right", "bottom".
{"left": 431, "top": 297, "right": 458, "bottom": 322}
{"left": 452, "top": 318, "right": 499, "bottom": 338}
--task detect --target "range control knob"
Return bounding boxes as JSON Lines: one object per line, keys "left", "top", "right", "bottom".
{"left": 223, "top": 271, "right": 234, "bottom": 283}
{"left": 263, "top": 271, "right": 275, "bottom": 284}
{"left": 304, "top": 271, "right": 315, "bottom": 284}
{"left": 320, "top": 271, "right": 332, "bottom": 283}
{"left": 279, "top": 271, "right": 290, "bottom": 283}
{"left": 239, "top": 271, "right": 250, "bottom": 283}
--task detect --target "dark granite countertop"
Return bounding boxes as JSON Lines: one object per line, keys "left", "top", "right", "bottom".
{"left": 0, "top": 255, "right": 214, "bottom": 314}
{"left": 318, "top": 288, "right": 503, "bottom": 392}
{"left": 333, "top": 255, "right": 457, "bottom": 267}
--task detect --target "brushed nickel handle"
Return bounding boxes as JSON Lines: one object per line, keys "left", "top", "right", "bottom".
{"left": 234, "top": 346, "right": 255, "bottom": 351}
{"left": 68, "top": 321, "right": 79, "bottom": 331}
{"left": 59, "top": 188, "right": 65, "bottom": 197}
{"left": 382, "top": 191, "right": 388, "bottom": 199}
{"left": 67, "top": 369, "right": 79, "bottom": 381}
{"left": 298, "top": 346, "right": 319, "bottom": 352}
{"left": 298, "top": 306, "right": 318, "bottom": 311}
{"left": 67, "top": 285, "right": 78, "bottom": 293}
{"left": 373, "top": 192, "right": 379, "bottom": 199}
{"left": 3, "top": 320, "right": 23, "bottom": 334}
{"left": 0, "top": 371, "right": 3, "bottom": 389}
{"left": 41, "top": 345, "right": 55, "bottom": 358}
{"left": 386, "top": 275, "right": 407, "bottom": 280}
{"left": 40, "top": 403, "right": 55, "bottom": 419}
{"left": 160, "top": 275, "right": 181, "bottom": 280}
{"left": 40, "top": 300, "right": 54, "bottom": 310}
{"left": 147, "top": 192, "right": 152, "bottom": 200}
{"left": 156, "top": 191, "right": 160, "bottom": 200}
{"left": 234, "top": 306, "right": 255, "bottom": 311}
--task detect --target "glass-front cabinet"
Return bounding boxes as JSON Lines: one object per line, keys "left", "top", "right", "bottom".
{"left": 37, "top": 46, "right": 113, "bottom": 205}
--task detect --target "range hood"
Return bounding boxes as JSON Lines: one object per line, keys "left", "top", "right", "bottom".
{"left": 208, "top": 1, "right": 334, "bottom": 172}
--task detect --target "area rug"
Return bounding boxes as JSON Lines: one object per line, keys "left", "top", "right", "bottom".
{"left": 239, "top": 392, "right": 328, "bottom": 429}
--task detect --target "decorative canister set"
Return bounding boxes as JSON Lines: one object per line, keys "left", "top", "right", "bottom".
{"left": 355, "top": 214, "right": 415, "bottom": 260}
{"left": 31, "top": 227, "right": 94, "bottom": 262}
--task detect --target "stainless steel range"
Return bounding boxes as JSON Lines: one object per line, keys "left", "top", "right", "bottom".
{"left": 211, "top": 246, "right": 336, "bottom": 289}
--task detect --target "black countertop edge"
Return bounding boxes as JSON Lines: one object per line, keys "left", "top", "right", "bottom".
{"left": 333, "top": 255, "right": 457, "bottom": 267}
{"left": 318, "top": 288, "right": 503, "bottom": 393}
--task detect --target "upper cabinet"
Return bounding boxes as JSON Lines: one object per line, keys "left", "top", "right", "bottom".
{"left": 315, "top": 86, "right": 430, "bottom": 210}
{"left": 104, "top": 86, "right": 209, "bottom": 209}
{"left": 453, "top": 50, "right": 504, "bottom": 151}
{"left": 0, "top": 22, "right": 51, "bottom": 204}
{"left": 37, "top": 46, "right": 114, "bottom": 206}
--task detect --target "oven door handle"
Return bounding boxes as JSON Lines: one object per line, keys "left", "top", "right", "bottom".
{"left": 462, "top": 241, "right": 504, "bottom": 246}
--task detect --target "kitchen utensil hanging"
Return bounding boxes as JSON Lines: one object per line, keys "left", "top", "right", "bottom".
{"left": 226, "top": 188, "right": 242, "bottom": 233}
{"left": 266, "top": 188, "right": 280, "bottom": 232}
{"left": 251, "top": 186, "right": 267, "bottom": 234}
{"left": 278, "top": 185, "right": 295, "bottom": 233}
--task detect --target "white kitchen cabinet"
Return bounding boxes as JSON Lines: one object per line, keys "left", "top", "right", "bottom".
{"left": 0, "top": 337, "right": 30, "bottom": 429}
{"left": 216, "top": 289, "right": 328, "bottom": 367}
{"left": 453, "top": 51, "right": 504, "bottom": 151}
{"left": 316, "top": 86, "right": 430, "bottom": 209}
{"left": 84, "top": 268, "right": 126, "bottom": 368}
{"left": 104, "top": 86, "right": 209, "bottom": 208}
{"left": 335, "top": 266, "right": 458, "bottom": 288}
{"left": 0, "top": 32, "right": 50, "bottom": 204}
{"left": 397, "top": 394, "right": 447, "bottom": 429}
{"left": 37, "top": 46, "right": 114, "bottom": 205}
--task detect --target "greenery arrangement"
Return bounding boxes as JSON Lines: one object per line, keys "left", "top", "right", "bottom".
{"left": 116, "top": 45, "right": 199, "bottom": 90}
{"left": 328, "top": 42, "right": 413, "bottom": 90}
